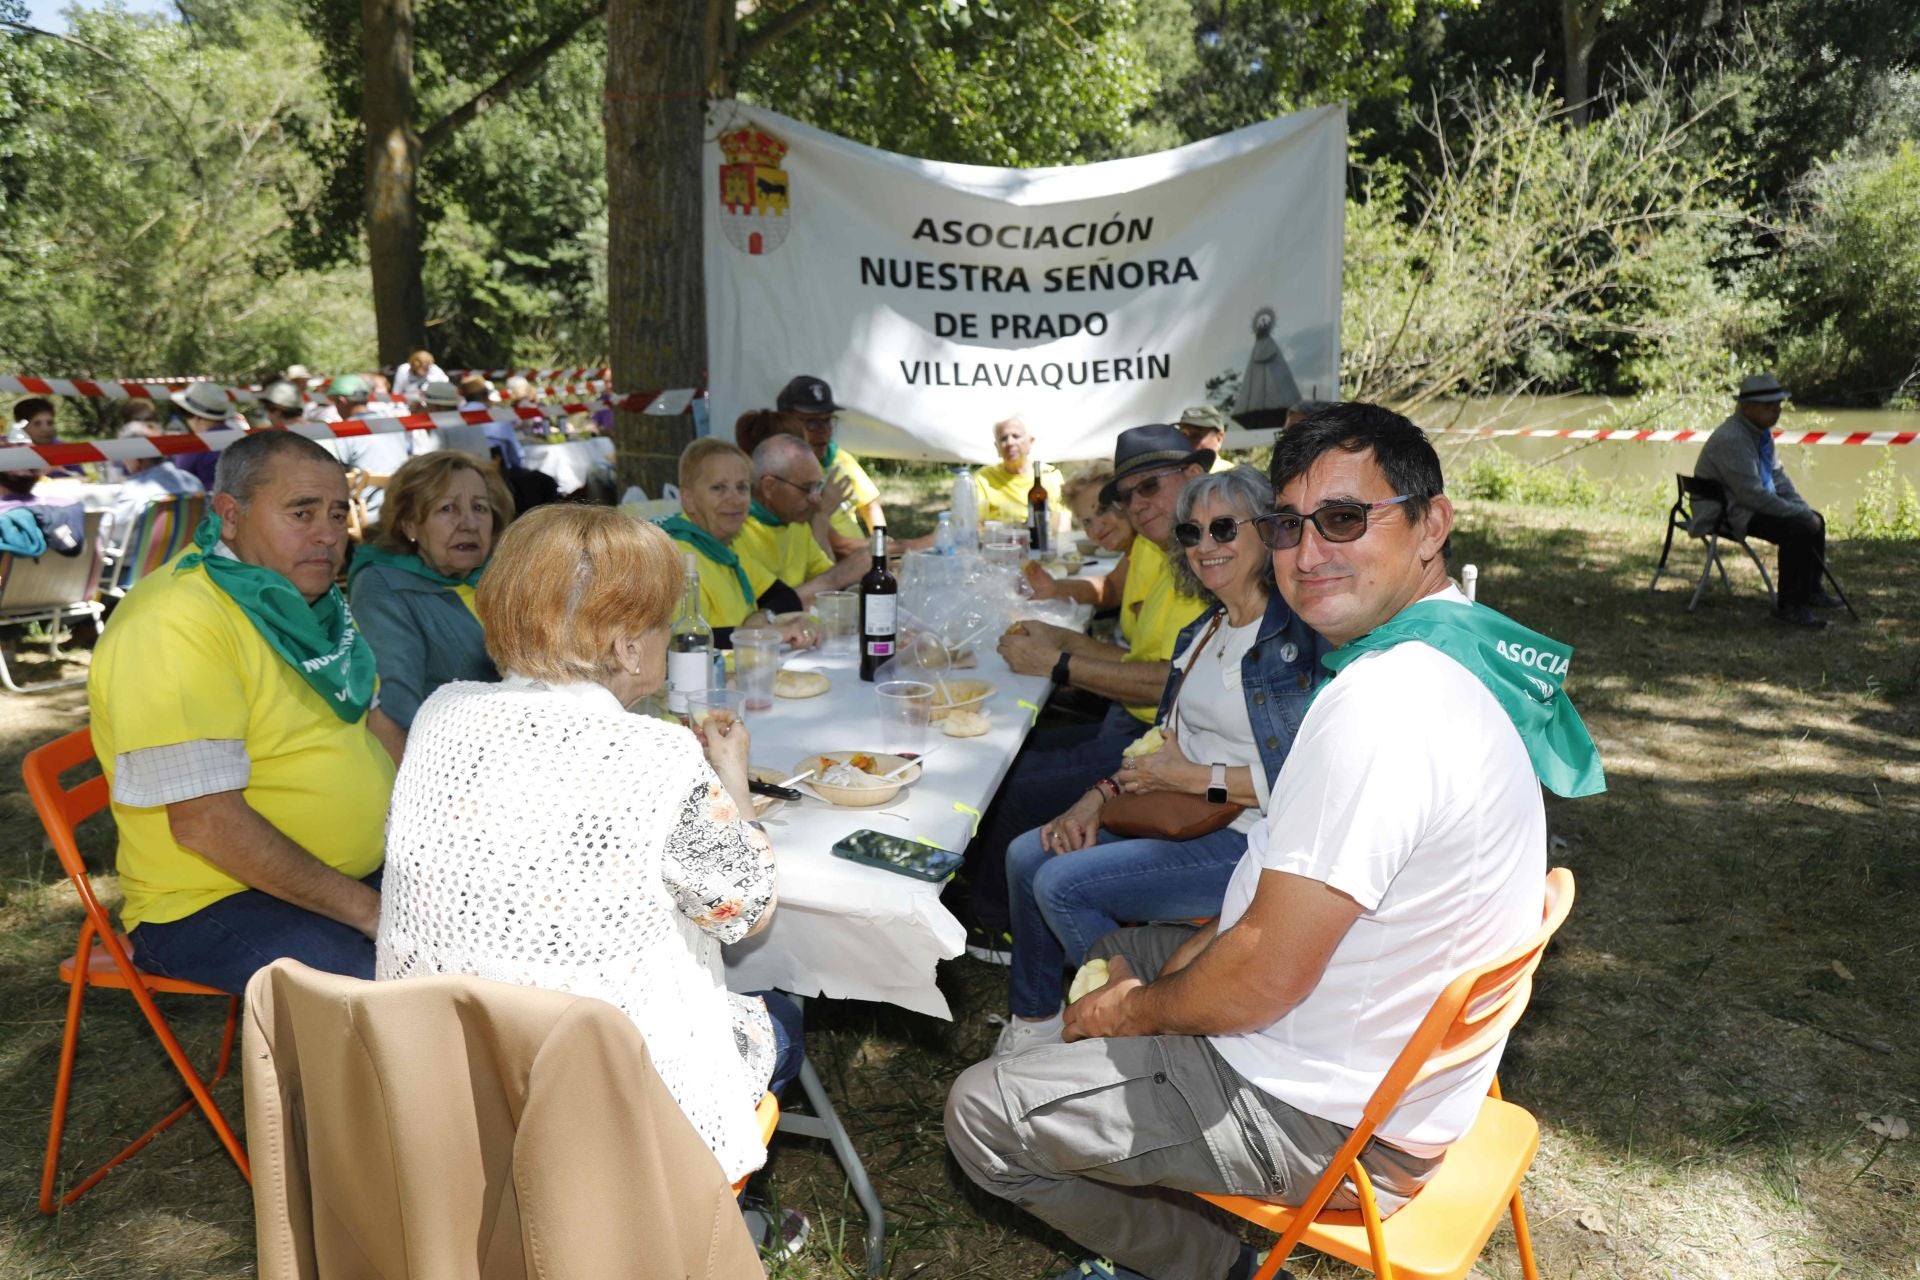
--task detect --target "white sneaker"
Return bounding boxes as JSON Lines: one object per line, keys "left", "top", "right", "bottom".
{"left": 993, "top": 1012, "right": 1064, "bottom": 1057}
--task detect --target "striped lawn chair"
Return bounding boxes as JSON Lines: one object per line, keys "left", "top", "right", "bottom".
{"left": 108, "top": 493, "right": 208, "bottom": 598}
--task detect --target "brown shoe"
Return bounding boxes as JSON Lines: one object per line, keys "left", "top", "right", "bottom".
{"left": 1771, "top": 604, "right": 1828, "bottom": 628}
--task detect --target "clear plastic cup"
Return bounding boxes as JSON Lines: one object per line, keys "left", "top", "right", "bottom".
{"left": 874, "top": 680, "right": 934, "bottom": 756}
{"left": 732, "top": 627, "right": 783, "bottom": 712}
{"left": 981, "top": 520, "right": 1008, "bottom": 546}
{"left": 816, "top": 590, "right": 859, "bottom": 658}
{"left": 682, "top": 686, "right": 746, "bottom": 729}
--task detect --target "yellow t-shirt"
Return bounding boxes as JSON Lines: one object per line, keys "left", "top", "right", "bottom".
{"left": 826, "top": 447, "right": 880, "bottom": 540}
{"left": 735, "top": 513, "right": 832, "bottom": 590}
{"left": 1117, "top": 538, "right": 1207, "bottom": 722}
{"left": 88, "top": 555, "right": 396, "bottom": 929}
{"left": 453, "top": 582, "right": 479, "bottom": 620}
{"left": 973, "top": 461, "right": 1064, "bottom": 524}
{"left": 680, "top": 538, "right": 777, "bottom": 629}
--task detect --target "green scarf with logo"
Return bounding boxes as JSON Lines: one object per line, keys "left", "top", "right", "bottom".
{"left": 175, "top": 513, "right": 375, "bottom": 723}
{"left": 658, "top": 513, "right": 754, "bottom": 603}
{"left": 346, "top": 542, "right": 487, "bottom": 592}
{"left": 748, "top": 498, "right": 785, "bottom": 528}
{"left": 1322, "top": 597, "right": 1606, "bottom": 798}
{"left": 822, "top": 438, "right": 841, "bottom": 469}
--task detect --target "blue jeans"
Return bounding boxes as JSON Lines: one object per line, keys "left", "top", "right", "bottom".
{"left": 130, "top": 870, "right": 384, "bottom": 996}
{"left": 1005, "top": 825, "right": 1249, "bottom": 1019}
{"left": 967, "top": 702, "right": 1148, "bottom": 936}
{"left": 752, "top": 990, "right": 805, "bottom": 1098}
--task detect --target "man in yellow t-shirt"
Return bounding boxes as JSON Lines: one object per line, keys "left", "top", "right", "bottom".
{"left": 735, "top": 434, "right": 870, "bottom": 607}
{"left": 88, "top": 431, "right": 395, "bottom": 996}
{"left": 778, "top": 374, "right": 884, "bottom": 556}
{"left": 1177, "top": 404, "right": 1237, "bottom": 473}
{"left": 973, "top": 415, "right": 1064, "bottom": 525}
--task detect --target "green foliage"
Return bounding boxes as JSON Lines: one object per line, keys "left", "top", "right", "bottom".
{"left": 1770, "top": 140, "right": 1920, "bottom": 406}
{"left": 0, "top": 6, "right": 372, "bottom": 432}
{"left": 734, "top": 0, "right": 1160, "bottom": 166}
{"left": 1845, "top": 449, "right": 1920, "bottom": 541}
{"left": 1456, "top": 448, "right": 1601, "bottom": 508}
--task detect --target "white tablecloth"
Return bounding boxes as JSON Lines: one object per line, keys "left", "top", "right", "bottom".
{"left": 521, "top": 437, "right": 615, "bottom": 490}
{"left": 723, "top": 637, "right": 1072, "bottom": 1019}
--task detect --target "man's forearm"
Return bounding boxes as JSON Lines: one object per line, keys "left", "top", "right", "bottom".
{"left": 1068, "top": 654, "right": 1172, "bottom": 707}
{"left": 1125, "top": 925, "right": 1302, "bottom": 1037}
{"left": 167, "top": 791, "right": 381, "bottom": 938}
{"left": 861, "top": 499, "right": 886, "bottom": 530}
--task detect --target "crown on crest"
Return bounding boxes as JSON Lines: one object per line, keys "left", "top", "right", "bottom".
{"left": 719, "top": 128, "right": 788, "bottom": 168}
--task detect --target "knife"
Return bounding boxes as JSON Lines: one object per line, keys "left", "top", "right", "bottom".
{"left": 748, "top": 778, "right": 804, "bottom": 802}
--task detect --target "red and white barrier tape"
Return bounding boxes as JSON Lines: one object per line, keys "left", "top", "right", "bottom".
{"left": 1427, "top": 425, "right": 1917, "bottom": 447}
{"left": 1, "top": 390, "right": 692, "bottom": 471}
{"left": 447, "top": 366, "right": 609, "bottom": 383}
{"left": 2, "top": 374, "right": 265, "bottom": 403}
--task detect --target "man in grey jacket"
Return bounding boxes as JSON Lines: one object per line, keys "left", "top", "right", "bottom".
{"left": 1692, "top": 373, "right": 1836, "bottom": 628}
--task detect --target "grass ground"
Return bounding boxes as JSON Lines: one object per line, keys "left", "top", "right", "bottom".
{"left": 0, "top": 490, "right": 1913, "bottom": 1279}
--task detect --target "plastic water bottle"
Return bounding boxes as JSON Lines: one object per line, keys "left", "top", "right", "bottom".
{"left": 933, "top": 511, "right": 955, "bottom": 556}
{"left": 949, "top": 466, "right": 978, "bottom": 552}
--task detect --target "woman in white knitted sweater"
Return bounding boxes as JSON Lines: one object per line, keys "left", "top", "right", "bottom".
{"left": 376, "top": 504, "right": 801, "bottom": 1186}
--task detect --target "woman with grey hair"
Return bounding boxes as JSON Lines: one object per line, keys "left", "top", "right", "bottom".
{"left": 991, "top": 464, "right": 1330, "bottom": 1055}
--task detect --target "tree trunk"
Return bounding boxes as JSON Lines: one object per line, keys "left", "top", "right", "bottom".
{"left": 1561, "top": 0, "right": 1603, "bottom": 126}
{"left": 603, "top": 2, "right": 717, "bottom": 496}
{"left": 363, "top": 0, "right": 426, "bottom": 369}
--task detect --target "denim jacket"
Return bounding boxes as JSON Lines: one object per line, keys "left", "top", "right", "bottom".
{"left": 1153, "top": 591, "right": 1328, "bottom": 789}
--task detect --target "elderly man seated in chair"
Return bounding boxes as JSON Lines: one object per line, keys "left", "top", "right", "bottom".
{"left": 88, "top": 431, "right": 394, "bottom": 996}
{"left": 945, "top": 403, "right": 1604, "bottom": 1280}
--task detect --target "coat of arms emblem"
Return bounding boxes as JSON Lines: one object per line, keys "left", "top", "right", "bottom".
{"left": 718, "top": 127, "right": 791, "bottom": 256}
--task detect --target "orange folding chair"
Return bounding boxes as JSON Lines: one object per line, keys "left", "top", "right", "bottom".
{"left": 23, "top": 726, "right": 250, "bottom": 1212}
{"left": 735, "top": 1091, "right": 781, "bottom": 1194}
{"left": 1199, "top": 867, "right": 1575, "bottom": 1280}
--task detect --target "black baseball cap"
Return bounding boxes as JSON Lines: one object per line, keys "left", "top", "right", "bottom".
{"left": 777, "top": 375, "right": 840, "bottom": 416}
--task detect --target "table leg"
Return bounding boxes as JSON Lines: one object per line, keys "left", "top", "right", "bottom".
{"left": 773, "top": 996, "right": 886, "bottom": 1276}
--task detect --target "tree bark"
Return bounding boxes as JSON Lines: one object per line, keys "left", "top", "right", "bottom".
{"left": 1561, "top": 0, "right": 1604, "bottom": 126}
{"left": 363, "top": 0, "right": 426, "bottom": 368}
{"left": 603, "top": 1, "right": 717, "bottom": 495}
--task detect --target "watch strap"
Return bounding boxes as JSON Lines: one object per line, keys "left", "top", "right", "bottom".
{"left": 1051, "top": 650, "right": 1073, "bottom": 686}
{"left": 1207, "top": 763, "right": 1228, "bottom": 805}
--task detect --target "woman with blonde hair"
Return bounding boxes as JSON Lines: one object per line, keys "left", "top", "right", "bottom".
{"left": 662, "top": 437, "right": 818, "bottom": 649}
{"left": 350, "top": 451, "right": 514, "bottom": 756}
{"left": 1022, "top": 464, "right": 1138, "bottom": 612}
{"left": 377, "top": 504, "right": 803, "bottom": 1188}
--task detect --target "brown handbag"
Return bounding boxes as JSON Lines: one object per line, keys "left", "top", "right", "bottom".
{"left": 1099, "top": 610, "right": 1247, "bottom": 841}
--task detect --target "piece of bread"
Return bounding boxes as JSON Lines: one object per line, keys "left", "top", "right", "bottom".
{"left": 1121, "top": 725, "right": 1165, "bottom": 758}
{"left": 941, "top": 709, "right": 990, "bottom": 738}
{"left": 774, "top": 670, "right": 830, "bottom": 699}
{"left": 1067, "top": 958, "right": 1110, "bottom": 1003}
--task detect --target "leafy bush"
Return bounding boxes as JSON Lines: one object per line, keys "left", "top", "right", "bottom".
{"left": 1845, "top": 449, "right": 1920, "bottom": 540}
{"left": 1453, "top": 446, "right": 1666, "bottom": 516}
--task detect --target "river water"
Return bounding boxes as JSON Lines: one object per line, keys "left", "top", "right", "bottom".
{"left": 1426, "top": 396, "right": 1920, "bottom": 514}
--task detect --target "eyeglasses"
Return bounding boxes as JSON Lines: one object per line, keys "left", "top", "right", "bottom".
{"left": 1252, "top": 495, "right": 1418, "bottom": 550}
{"left": 1172, "top": 516, "right": 1253, "bottom": 548}
{"left": 771, "top": 474, "right": 825, "bottom": 498}
{"left": 1113, "top": 467, "right": 1182, "bottom": 505}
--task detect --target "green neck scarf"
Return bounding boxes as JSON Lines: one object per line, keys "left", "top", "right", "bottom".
{"left": 748, "top": 498, "right": 785, "bottom": 528}
{"left": 175, "top": 514, "right": 375, "bottom": 723}
{"left": 659, "top": 513, "right": 754, "bottom": 604}
{"left": 1322, "top": 597, "right": 1606, "bottom": 798}
{"left": 822, "top": 438, "right": 841, "bottom": 468}
{"left": 347, "top": 542, "right": 487, "bottom": 592}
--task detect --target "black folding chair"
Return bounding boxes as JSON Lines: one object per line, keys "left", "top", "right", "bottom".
{"left": 1648, "top": 475, "right": 1776, "bottom": 612}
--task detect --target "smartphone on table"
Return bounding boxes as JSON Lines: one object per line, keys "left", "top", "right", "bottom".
{"left": 831, "top": 829, "right": 963, "bottom": 882}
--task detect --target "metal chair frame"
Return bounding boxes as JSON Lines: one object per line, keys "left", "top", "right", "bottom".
{"left": 1648, "top": 475, "right": 1775, "bottom": 612}
{"left": 0, "top": 511, "right": 107, "bottom": 693}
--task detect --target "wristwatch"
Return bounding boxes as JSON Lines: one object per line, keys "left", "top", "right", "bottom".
{"left": 1206, "top": 763, "right": 1228, "bottom": 806}
{"left": 1050, "top": 650, "right": 1073, "bottom": 686}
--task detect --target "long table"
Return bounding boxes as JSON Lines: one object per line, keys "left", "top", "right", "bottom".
{"left": 722, "top": 619, "right": 1084, "bottom": 1019}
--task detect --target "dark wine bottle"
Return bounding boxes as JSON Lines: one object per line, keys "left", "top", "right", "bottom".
{"left": 859, "top": 526, "right": 897, "bottom": 682}
{"left": 1027, "top": 460, "right": 1050, "bottom": 554}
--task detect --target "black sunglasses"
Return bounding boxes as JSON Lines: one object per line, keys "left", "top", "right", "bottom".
{"left": 1252, "top": 495, "right": 1417, "bottom": 551}
{"left": 1113, "top": 466, "right": 1183, "bottom": 505}
{"left": 1172, "top": 516, "right": 1253, "bottom": 548}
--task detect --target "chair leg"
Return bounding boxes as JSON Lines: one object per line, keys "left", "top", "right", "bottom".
{"left": 1509, "top": 1186, "right": 1542, "bottom": 1280}
{"left": 777, "top": 1056, "right": 885, "bottom": 1276}
{"left": 40, "top": 925, "right": 99, "bottom": 1213}
{"left": 1648, "top": 521, "right": 1679, "bottom": 593}
{"left": 0, "top": 624, "right": 87, "bottom": 694}
{"left": 1687, "top": 539, "right": 1718, "bottom": 612}
{"left": 1737, "top": 540, "right": 1776, "bottom": 604}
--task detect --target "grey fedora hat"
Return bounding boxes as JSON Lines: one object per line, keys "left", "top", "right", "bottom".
{"left": 172, "top": 382, "right": 233, "bottom": 421}
{"left": 1734, "top": 373, "right": 1789, "bottom": 403}
{"left": 1098, "top": 424, "right": 1214, "bottom": 506}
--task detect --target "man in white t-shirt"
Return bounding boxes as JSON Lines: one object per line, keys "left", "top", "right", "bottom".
{"left": 945, "top": 403, "right": 1559, "bottom": 1280}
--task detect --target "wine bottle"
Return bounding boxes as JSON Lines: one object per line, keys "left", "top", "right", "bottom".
{"left": 666, "top": 551, "right": 712, "bottom": 714}
{"left": 1027, "top": 460, "right": 1050, "bottom": 554}
{"left": 859, "top": 526, "right": 897, "bottom": 682}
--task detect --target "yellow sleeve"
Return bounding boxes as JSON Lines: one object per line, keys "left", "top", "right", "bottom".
{"left": 732, "top": 518, "right": 778, "bottom": 581}
{"left": 802, "top": 530, "right": 833, "bottom": 581}
{"left": 100, "top": 578, "right": 251, "bottom": 754}
{"left": 836, "top": 451, "right": 880, "bottom": 506}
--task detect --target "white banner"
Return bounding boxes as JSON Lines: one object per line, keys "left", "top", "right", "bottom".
{"left": 704, "top": 102, "right": 1345, "bottom": 465}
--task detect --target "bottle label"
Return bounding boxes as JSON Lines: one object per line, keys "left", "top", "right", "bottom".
{"left": 666, "top": 649, "right": 708, "bottom": 714}
{"left": 863, "top": 595, "right": 897, "bottom": 636}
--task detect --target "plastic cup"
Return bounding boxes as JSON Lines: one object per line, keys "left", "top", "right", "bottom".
{"left": 732, "top": 627, "right": 783, "bottom": 712}
{"left": 682, "top": 687, "right": 745, "bottom": 729}
{"left": 981, "top": 520, "right": 1007, "bottom": 546}
{"left": 816, "top": 590, "right": 859, "bottom": 658}
{"left": 875, "top": 680, "right": 934, "bottom": 756}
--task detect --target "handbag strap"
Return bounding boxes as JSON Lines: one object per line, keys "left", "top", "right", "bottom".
{"left": 1164, "top": 608, "right": 1228, "bottom": 743}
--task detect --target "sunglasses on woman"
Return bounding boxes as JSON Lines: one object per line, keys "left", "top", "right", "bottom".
{"left": 1251, "top": 495, "right": 1417, "bottom": 550}
{"left": 1171, "top": 516, "right": 1254, "bottom": 547}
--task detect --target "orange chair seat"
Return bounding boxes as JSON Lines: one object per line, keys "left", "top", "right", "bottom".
{"left": 1201, "top": 1097, "right": 1540, "bottom": 1280}
{"left": 58, "top": 941, "right": 229, "bottom": 997}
